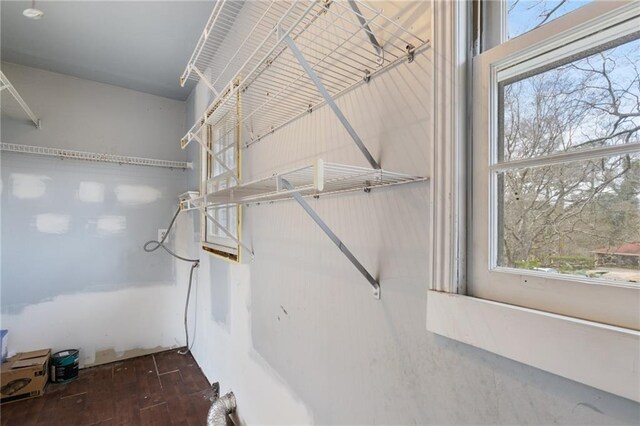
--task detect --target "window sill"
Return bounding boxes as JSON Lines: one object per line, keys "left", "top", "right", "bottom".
{"left": 426, "top": 290, "right": 640, "bottom": 402}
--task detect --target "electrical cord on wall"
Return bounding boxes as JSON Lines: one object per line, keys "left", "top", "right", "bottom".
{"left": 144, "top": 207, "right": 199, "bottom": 356}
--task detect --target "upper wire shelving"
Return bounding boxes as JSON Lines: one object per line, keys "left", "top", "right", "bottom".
{"left": 181, "top": 0, "right": 429, "bottom": 156}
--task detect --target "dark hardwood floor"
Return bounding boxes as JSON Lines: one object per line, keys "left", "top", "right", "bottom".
{"left": 1, "top": 350, "right": 214, "bottom": 425}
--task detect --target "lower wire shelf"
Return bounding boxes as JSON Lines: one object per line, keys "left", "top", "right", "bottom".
{"left": 182, "top": 160, "right": 428, "bottom": 300}
{"left": 181, "top": 160, "right": 427, "bottom": 210}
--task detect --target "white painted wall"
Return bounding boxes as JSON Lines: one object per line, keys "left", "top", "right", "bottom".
{"left": 1, "top": 62, "right": 185, "bottom": 160}
{"left": 183, "top": 1, "right": 640, "bottom": 424}
{"left": 1, "top": 63, "right": 194, "bottom": 366}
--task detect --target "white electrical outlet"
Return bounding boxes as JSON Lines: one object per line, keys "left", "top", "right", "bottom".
{"left": 158, "top": 229, "right": 168, "bottom": 241}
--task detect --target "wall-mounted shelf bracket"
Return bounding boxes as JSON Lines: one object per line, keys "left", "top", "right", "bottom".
{"left": 406, "top": 44, "right": 416, "bottom": 63}
{"left": 190, "top": 131, "right": 240, "bottom": 184}
{"left": 1, "top": 71, "right": 41, "bottom": 129}
{"left": 181, "top": 78, "right": 238, "bottom": 150}
{"left": 347, "top": 0, "right": 384, "bottom": 64}
{"left": 279, "top": 176, "right": 380, "bottom": 299}
{"left": 191, "top": 65, "right": 220, "bottom": 97}
{"left": 281, "top": 30, "right": 381, "bottom": 170}
{"left": 201, "top": 205, "right": 254, "bottom": 258}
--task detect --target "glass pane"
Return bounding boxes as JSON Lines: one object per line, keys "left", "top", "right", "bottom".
{"left": 497, "top": 153, "right": 640, "bottom": 284}
{"left": 507, "top": 0, "right": 591, "bottom": 39}
{"left": 228, "top": 207, "right": 237, "bottom": 238}
{"left": 216, "top": 208, "right": 227, "bottom": 238}
{"left": 500, "top": 37, "right": 640, "bottom": 162}
{"left": 206, "top": 207, "right": 216, "bottom": 239}
{"left": 226, "top": 146, "right": 235, "bottom": 169}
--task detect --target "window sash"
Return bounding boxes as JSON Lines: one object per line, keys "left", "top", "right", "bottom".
{"left": 470, "top": 0, "right": 640, "bottom": 330}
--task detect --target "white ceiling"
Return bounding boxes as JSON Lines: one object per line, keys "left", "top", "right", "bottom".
{"left": 1, "top": 1, "right": 214, "bottom": 100}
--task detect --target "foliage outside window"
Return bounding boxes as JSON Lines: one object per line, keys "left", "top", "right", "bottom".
{"left": 496, "top": 37, "right": 640, "bottom": 283}
{"left": 507, "top": 0, "right": 592, "bottom": 39}
{"left": 470, "top": 1, "right": 640, "bottom": 330}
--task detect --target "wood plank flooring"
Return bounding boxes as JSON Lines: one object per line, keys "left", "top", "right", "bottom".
{"left": 0, "top": 350, "right": 214, "bottom": 425}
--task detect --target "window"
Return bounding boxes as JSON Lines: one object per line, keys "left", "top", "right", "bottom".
{"left": 507, "top": 0, "right": 592, "bottom": 39}
{"left": 471, "top": 1, "right": 640, "bottom": 330}
{"left": 201, "top": 104, "right": 241, "bottom": 261}
{"left": 429, "top": 0, "right": 639, "bottom": 402}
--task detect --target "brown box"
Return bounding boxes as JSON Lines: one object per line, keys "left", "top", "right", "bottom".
{"left": 1, "top": 349, "right": 50, "bottom": 404}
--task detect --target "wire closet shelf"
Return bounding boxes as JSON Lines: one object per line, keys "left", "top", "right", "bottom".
{"left": 1, "top": 143, "right": 192, "bottom": 170}
{"left": 180, "top": 160, "right": 428, "bottom": 211}
{"left": 180, "top": 0, "right": 428, "bottom": 150}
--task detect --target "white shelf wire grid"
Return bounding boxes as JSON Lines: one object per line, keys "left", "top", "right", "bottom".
{"left": 180, "top": 160, "right": 427, "bottom": 211}
{"left": 1, "top": 143, "right": 192, "bottom": 170}
{"left": 181, "top": 0, "right": 428, "bottom": 151}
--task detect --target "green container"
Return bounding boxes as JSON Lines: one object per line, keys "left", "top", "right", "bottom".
{"left": 50, "top": 349, "right": 79, "bottom": 383}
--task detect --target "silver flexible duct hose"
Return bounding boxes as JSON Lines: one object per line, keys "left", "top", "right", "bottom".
{"left": 144, "top": 207, "right": 199, "bottom": 355}
{"left": 207, "top": 392, "right": 237, "bottom": 426}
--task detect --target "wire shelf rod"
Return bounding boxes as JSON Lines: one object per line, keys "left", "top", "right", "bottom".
{"left": 326, "top": 1, "right": 423, "bottom": 51}
{"left": 243, "top": 39, "right": 430, "bottom": 147}
{"left": 207, "top": 1, "right": 292, "bottom": 89}
{"left": 214, "top": 40, "right": 430, "bottom": 148}
{"left": 191, "top": 1, "right": 302, "bottom": 85}
{"left": 183, "top": 2, "right": 319, "bottom": 142}
{"left": 180, "top": 0, "right": 229, "bottom": 85}
{"left": 1, "top": 143, "right": 192, "bottom": 170}
{"left": 205, "top": 38, "right": 378, "bottom": 143}
{"left": 239, "top": 13, "right": 385, "bottom": 125}
{"left": 183, "top": 161, "right": 427, "bottom": 209}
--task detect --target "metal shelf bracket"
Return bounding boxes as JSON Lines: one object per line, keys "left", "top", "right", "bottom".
{"left": 191, "top": 65, "right": 220, "bottom": 97}
{"left": 279, "top": 176, "right": 381, "bottom": 299}
{"left": 347, "top": 0, "right": 384, "bottom": 64}
{"left": 191, "top": 132, "right": 240, "bottom": 185}
{"left": 201, "top": 204, "right": 254, "bottom": 258}
{"left": 281, "top": 31, "right": 381, "bottom": 170}
{"left": 1, "top": 71, "right": 41, "bottom": 129}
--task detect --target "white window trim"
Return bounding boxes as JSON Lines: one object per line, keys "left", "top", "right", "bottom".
{"left": 429, "top": 0, "right": 467, "bottom": 294}
{"left": 200, "top": 121, "right": 242, "bottom": 261}
{"left": 427, "top": 0, "right": 640, "bottom": 403}
{"left": 427, "top": 291, "right": 639, "bottom": 402}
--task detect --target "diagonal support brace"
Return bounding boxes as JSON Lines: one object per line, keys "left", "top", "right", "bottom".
{"left": 201, "top": 206, "right": 254, "bottom": 258}
{"left": 280, "top": 177, "right": 380, "bottom": 299}
{"left": 191, "top": 65, "right": 220, "bottom": 97}
{"left": 192, "top": 133, "right": 239, "bottom": 184}
{"left": 282, "top": 34, "right": 381, "bottom": 170}
{"left": 347, "top": 0, "right": 384, "bottom": 64}
{"left": 1, "top": 71, "right": 41, "bottom": 129}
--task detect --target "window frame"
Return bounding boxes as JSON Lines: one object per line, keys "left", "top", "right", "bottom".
{"left": 427, "top": 0, "right": 640, "bottom": 402}
{"left": 471, "top": 1, "right": 640, "bottom": 330}
{"left": 200, "top": 103, "right": 242, "bottom": 262}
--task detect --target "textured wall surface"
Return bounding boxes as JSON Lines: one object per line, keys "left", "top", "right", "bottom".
{"left": 1, "top": 64, "right": 193, "bottom": 366}
{"left": 183, "top": 1, "right": 640, "bottom": 424}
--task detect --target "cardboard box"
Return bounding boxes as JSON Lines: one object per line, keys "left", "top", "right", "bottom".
{"left": 1, "top": 349, "right": 50, "bottom": 404}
